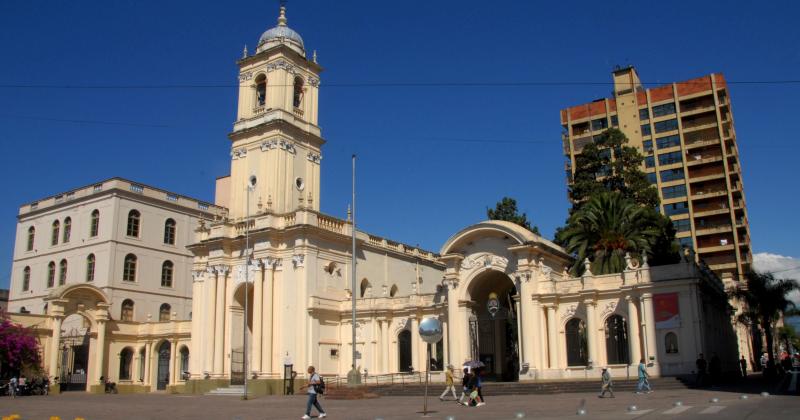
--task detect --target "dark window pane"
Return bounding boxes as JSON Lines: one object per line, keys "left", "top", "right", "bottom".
{"left": 652, "top": 102, "right": 676, "bottom": 117}
{"left": 639, "top": 108, "right": 650, "bottom": 121}
{"left": 654, "top": 119, "right": 678, "bottom": 134}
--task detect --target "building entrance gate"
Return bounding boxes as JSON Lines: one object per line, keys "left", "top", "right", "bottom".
{"left": 58, "top": 327, "right": 90, "bottom": 392}
{"left": 231, "top": 348, "right": 245, "bottom": 385}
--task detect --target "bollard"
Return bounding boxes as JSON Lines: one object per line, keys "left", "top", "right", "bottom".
{"left": 576, "top": 408, "right": 587, "bottom": 416}
{"left": 674, "top": 401, "right": 683, "bottom": 407}
{"left": 515, "top": 413, "right": 525, "bottom": 418}
{"left": 627, "top": 405, "right": 638, "bottom": 412}
{"left": 710, "top": 397, "right": 719, "bottom": 403}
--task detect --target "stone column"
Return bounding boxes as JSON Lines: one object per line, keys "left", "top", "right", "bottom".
{"left": 169, "top": 340, "right": 178, "bottom": 384}
{"left": 252, "top": 266, "right": 264, "bottom": 375}
{"left": 381, "top": 319, "right": 392, "bottom": 373}
{"left": 262, "top": 264, "right": 275, "bottom": 375}
{"left": 204, "top": 270, "right": 217, "bottom": 375}
{"left": 442, "top": 317, "right": 449, "bottom": 368}
{"left": 445, "top": 278, "right": 460, "bottom": 368}
{"left": 213, "top": 270, "right": 227, "bottom": 375}
{"left": 520, "top": 287, "right": 537, "bottom": 371}
{"left": 626, "top": 295, "right": 642, "bottom": 365}
{"left": 583, "top": 299, "right": 597, "bottom": 369}
{"left": 410, "top": 316, "right": 419, "bottom": 371}
{"left": 641, "top": 293, "right": 659, "bottom": 374}
{"left": 144, "top": 342, "right": 153, "bottom": 386}
{"left": 94, "top": 310, "right": 108, "bottom": 386}
{"left": 545, "top": 304, "right": 559, "bottom": 369}
{"left": 48, "top": 315, "right": 63, "bottom": 379}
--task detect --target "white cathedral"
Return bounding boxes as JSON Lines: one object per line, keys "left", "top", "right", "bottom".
{"left": 5, "top": 7, "right": 742, "bottom": 394}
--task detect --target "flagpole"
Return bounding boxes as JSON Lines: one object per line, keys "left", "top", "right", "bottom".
{"left": 348, "top": 154, "right": 361, "bottom": 385}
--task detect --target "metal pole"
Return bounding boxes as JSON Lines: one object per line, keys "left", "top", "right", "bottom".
{"left": 423, "top": 343, "right": 430, "bottom": 415}
{"left": 350, "top": 154, "right": 358, "bottom": 382}
{"left": 243, "top": 184, "right": 250, "bottom": 400}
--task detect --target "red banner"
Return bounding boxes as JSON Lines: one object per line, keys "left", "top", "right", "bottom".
{"left": 653, "top": 293, "right": 680, "bottom": 329}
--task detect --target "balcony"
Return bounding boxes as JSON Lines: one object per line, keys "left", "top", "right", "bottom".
{"left": 708, "top": 261, "right": 738, "bottom": 270}
{"left": 689, "top": 171, "right": 726, "bottom": 183}
{"left": 691, "top": 188, "right": 727, "bottom": 199}
{"left": 695, "top": 224, "right": 733, "bottom": 236}
{"left": 693, "top": 202, "right": 729, "bottom": 217}
{"left": 679, "top": 104, "right": 716, "bottom": 116}
{"left": 686, "top": 153, "right": 723, "bottom": 166}
{"left": 697, "top": 242, "right": 736, "bottom": 253}
{"left": 684, "top": 138, "right": 720, "bottom": 150}
{"left": 252, "top": 105, "right": 266, "bottom": 116}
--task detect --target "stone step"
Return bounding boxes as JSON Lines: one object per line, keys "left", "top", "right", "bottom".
{"left": 353, "top": 378, "right": 690, "bottom": 397}
{"left": 205, "top": 385, "right": 245, "bottom": 396}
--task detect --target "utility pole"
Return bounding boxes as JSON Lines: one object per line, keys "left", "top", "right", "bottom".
{"left": 347, "top": 155, "right": 361, "bottom": 385}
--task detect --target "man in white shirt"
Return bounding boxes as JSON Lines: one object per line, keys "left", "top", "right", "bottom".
{"left": 301, "top": 366, "right": 326, "bottom": 419}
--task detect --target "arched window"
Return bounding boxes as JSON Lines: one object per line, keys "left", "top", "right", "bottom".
{"left": 119, "top": 347, "right": 134, "bottom": 380}
{"left": 605, "top": 314, "right": 629, "bottom": 365}
{"left": 90, "top": 209, "right": 100, "bottom": 237}
{"left": 86, "top": 254, "right": 96, "bottom": 282}
{"left": 159, "top": 303, "right": 172, "bottom": 322}
{"left": 47, "top": 261, "right": 55, "bottom": 288}
{"left": 58, "top": 259, "right": 68, "bottom": 285}
{"left": 180, "top": 346, "right": 190, "bottom": 378}
{"left": 163, "top": 219, "right": 176, "bottom": 245}
{"left": 360, "top": 278, "right": 370, "bottom": 298}
{"left": 121, "top": 299, "right": 134, "bottom": 321}
{"left": 665, "top": 332, "right": 679, "bottom": 354}
{"left": 51, "top": 220, "right": 60, "bottom": 246}
{"left": 20, "top": 307, "right": 29, "bottom": 314}
{"left": 565, "top": 318, "right": 588, "bottom": 366}
{"left": 63, "top": 217, "right": 72, "bottom": 243}
{"left": 161, "top": 261, "right": 174, "bottom": 288}
{"left": 398, "top": 330, "right": 412, "bottom": 372}
{"left": 126, "top": 210, "right": 141, "bottom": 237}
{"left": 390, "top": 284, "right": 398, "bottom": 297}
{"left": 255, "top": 74, "right": 266, "bottom": 107}
{"left": 293, "top": 76, "right": 304, "bottom": 108}
{"left": 22, "top": 266, "right": 30, "bottom": 291}
{"left": 123, "top": 254, "right": 137, "bottom": 282}
{"left": 26, "top": 226, "right": 35, "bottom": 251}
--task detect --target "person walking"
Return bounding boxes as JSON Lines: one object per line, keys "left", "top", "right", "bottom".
{"left": 458, "top": 369, "right": 471, "bottom": 405}
{"left": 439, "top": 365, "right": 458, "bottom": 401}
{"left": 695, "top": 353, "right": 707, "bottom": 387}
{"left": 301, "top": 366, "right": 326, "bottom": 420}
{"left": 739, "top": 356, "right": 747, "bottom": 379}
{"left": 9, "top": 375, "right": 17, "bottom": 398}
{"left": 598, "top": 367, "right": 614, "bottom": 398}
{"left": 475, "top": 367, "right": 485, "bottom": 404}
{"left": 636, "top": 359, "right": 652, "bottom": 394}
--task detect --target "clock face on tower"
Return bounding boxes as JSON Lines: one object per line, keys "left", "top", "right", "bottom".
{"left": 295, "top": 177, "right": 305, "bottom": 191}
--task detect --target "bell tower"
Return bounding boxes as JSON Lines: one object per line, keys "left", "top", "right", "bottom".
{"left": 226, "top": 6, "right": 323, "bottom": 219}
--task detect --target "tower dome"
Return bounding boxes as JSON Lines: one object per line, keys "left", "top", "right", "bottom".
{"left": 257, "top": 6, "right": 305, "bottom": 57}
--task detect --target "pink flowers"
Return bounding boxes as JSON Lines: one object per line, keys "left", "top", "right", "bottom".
{"left": 0, "top": 313, "right": 42, "bottom": 371}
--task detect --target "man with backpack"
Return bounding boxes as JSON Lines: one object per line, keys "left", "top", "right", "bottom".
{"left": 301, "top": 366, "right": 326, "bottom": 419}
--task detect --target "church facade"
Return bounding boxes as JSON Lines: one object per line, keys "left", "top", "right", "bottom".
{"left": 5, "top": 7, "right": 741, "bottom": 394}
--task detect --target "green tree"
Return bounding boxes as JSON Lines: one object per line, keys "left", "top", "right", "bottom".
{"left": 777, "top": 325, "right": 799, "bottom": 354}
{"left": 569, "top": 128, "right": 660, "bottom": 209}
{"left": 487, "top": 197, "right": 540, "bottom": 235}
{"left": 557, "top": 192, "right": 663, "bottom": 275}
{"left": 729, "top": 271, "right": 799, "bottom": 372}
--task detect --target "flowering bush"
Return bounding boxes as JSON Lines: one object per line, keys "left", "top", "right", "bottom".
{"left": 0, "top": 312, "right": 42, "bottom": 373}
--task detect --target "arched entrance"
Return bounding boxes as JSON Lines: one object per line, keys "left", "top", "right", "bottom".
{"left": 466, "top": 270, "right": 519, "bottom": 382}
{"left": 156, "top": 341, "right": 171, "bottom": 390}
{"left": 58, "top": 314, "right": 90, "bottom": 391}
{"left": 398, "top": 330, "right": 412, "bottom": 372}
{"left": 231, "top": 283, "right": 254, "bottom": 385}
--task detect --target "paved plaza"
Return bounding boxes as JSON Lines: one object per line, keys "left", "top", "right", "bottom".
{"left": 1, "top": 387, "right": 799, "bottom": 420}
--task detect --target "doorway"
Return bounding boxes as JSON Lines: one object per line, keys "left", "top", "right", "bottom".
{"left": 398, "top": 330, "right": 412, "bottom": 372}
{"left": 156, "top": 341, "right": 171, "bottom": 390}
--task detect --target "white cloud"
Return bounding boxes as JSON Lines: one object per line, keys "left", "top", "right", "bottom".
{"left": 753, "top": 252, "right": 800, "bottom": 304}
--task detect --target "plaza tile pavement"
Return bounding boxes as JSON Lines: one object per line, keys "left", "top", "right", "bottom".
{"left": 1, "top": 387, "right": 799, "bottom": 420}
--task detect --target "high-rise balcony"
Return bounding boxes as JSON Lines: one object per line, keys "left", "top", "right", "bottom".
{"left": 686, "top": 152, "right": 723, "bottom": 166}
{"left": 695, "top": 223, "right": 733, "bottom": 236}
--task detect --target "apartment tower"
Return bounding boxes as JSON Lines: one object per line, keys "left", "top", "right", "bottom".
{"left": 560, "top": 67, "right": 752, "bottom": 284}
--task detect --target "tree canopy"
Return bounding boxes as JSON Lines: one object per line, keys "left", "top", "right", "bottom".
{"left": 569, "top": 128, "right": 660, "bottom": 210}
{"left": 487, "top": 197, "right": 540, "bottom": 235}
{"left": 729, "top": 270, "right": 799, "bottom": 368}
{"left": 556, "top": 128, "right": 679, "bottom": 271}
{"left": 0, "top": 312, "right": 42, "bottom": 375}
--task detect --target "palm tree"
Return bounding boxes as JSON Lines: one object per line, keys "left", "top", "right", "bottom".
{"left": 730, "top": 270, "right": 799, "bottom": 372}
{"left": 557, "top": 192, "right": 662, "bottom": 275}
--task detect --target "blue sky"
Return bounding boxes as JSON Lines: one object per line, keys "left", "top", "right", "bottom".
{"left": 1, "top": 0, "right": 798, "bottom": 289}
